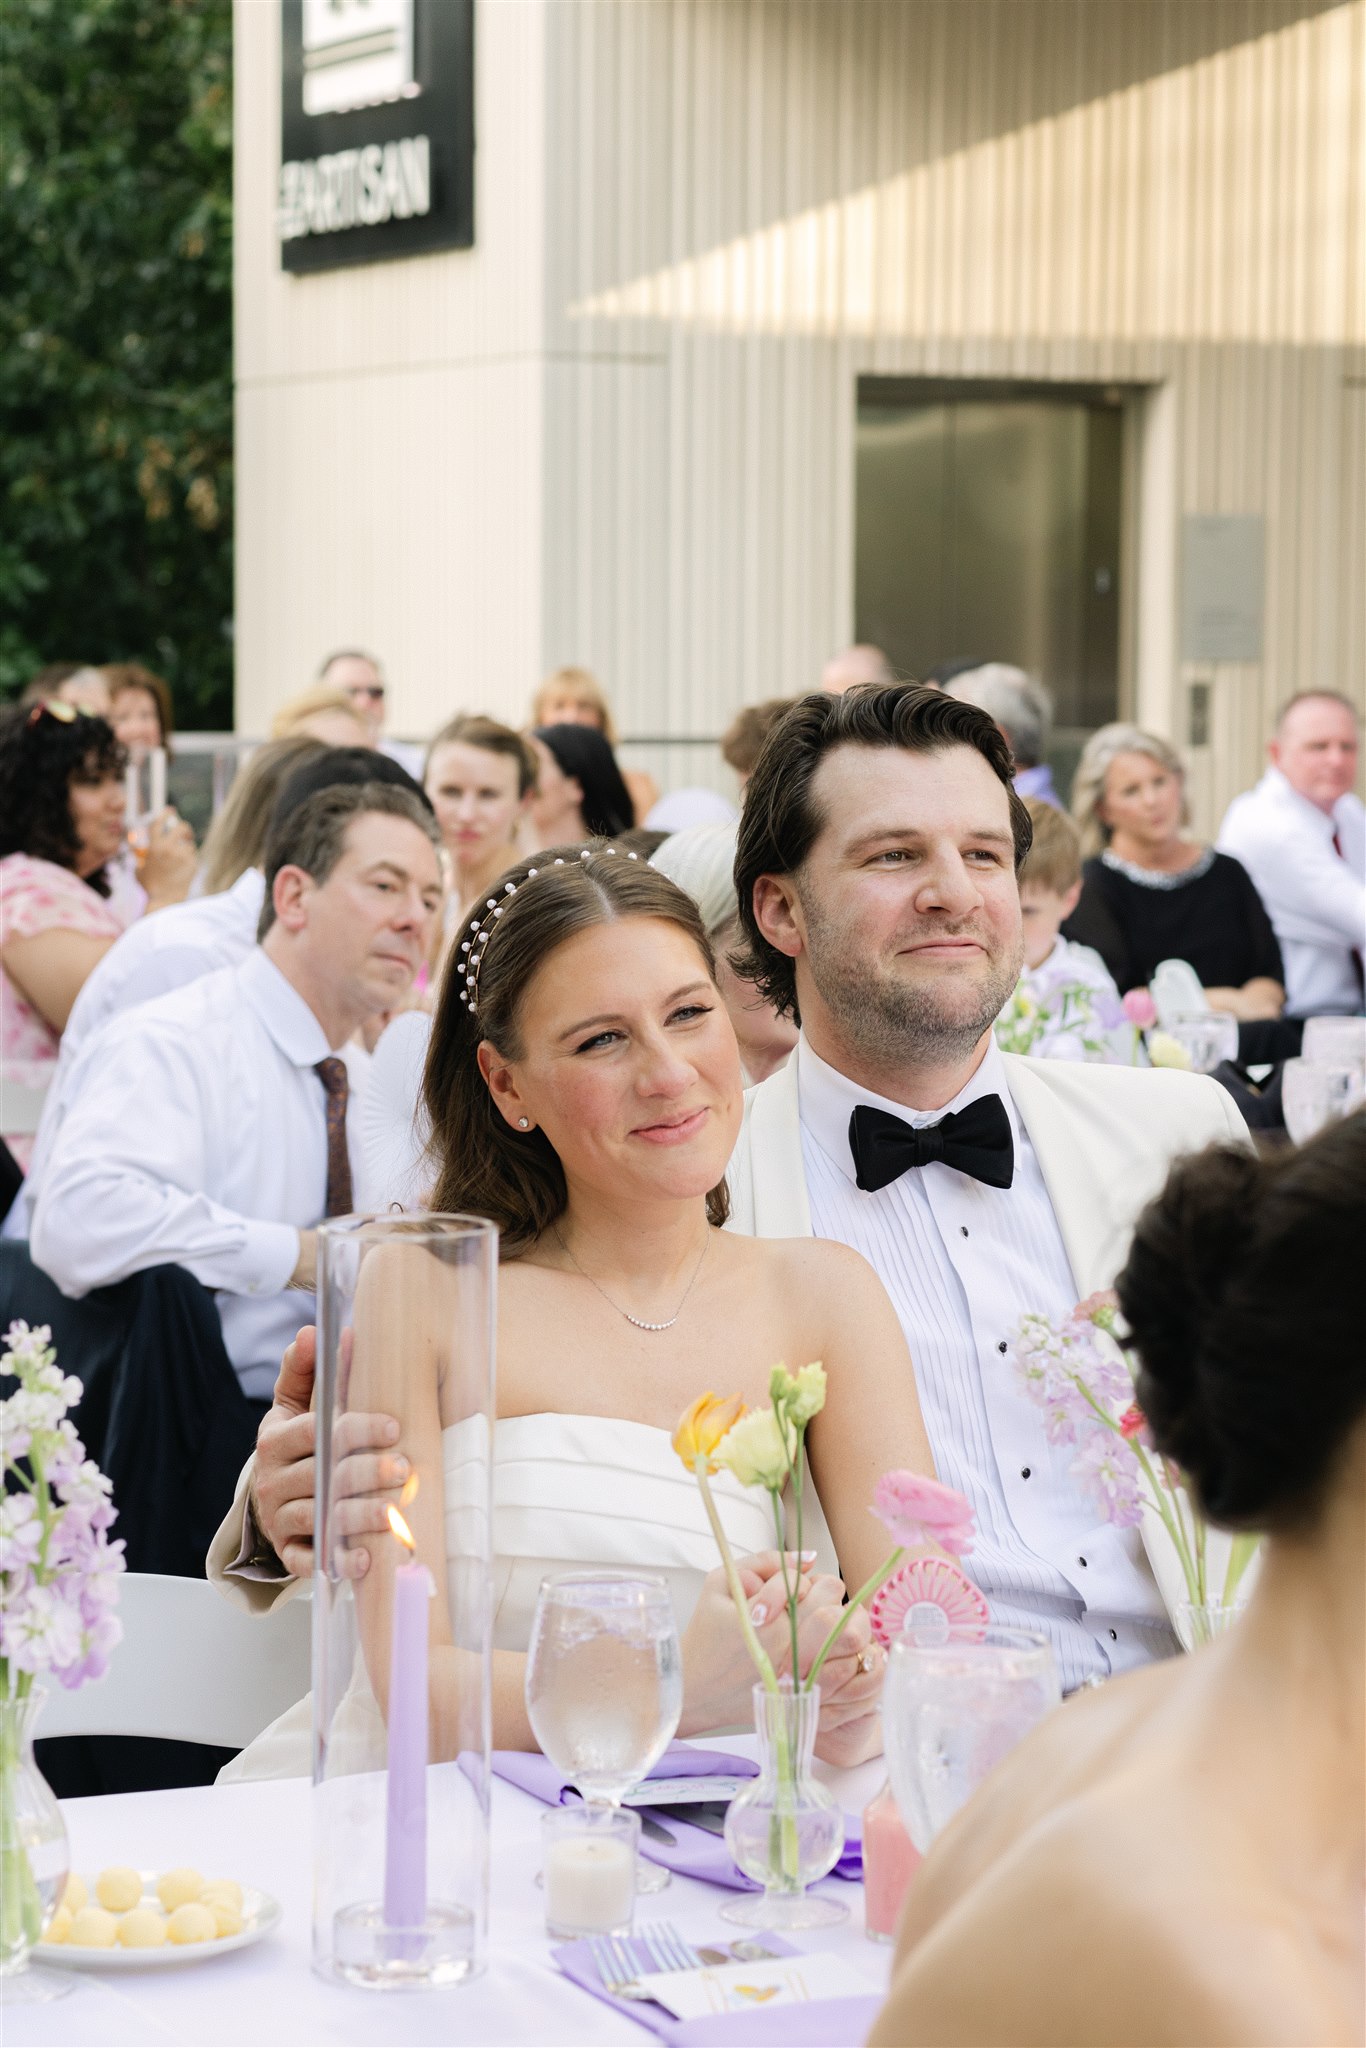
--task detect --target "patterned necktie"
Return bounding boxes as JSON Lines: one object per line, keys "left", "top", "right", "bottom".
{"left": 314, "top": 1057, "right": 353, "bottom": 1218}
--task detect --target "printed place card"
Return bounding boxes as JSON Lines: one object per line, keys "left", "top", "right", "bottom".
{"left": 634, "top": 1951, "right": 875, "bottom": 2019}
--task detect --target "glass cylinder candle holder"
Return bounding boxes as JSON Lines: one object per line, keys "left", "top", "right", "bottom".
{"left": 541, "top": 1806, "right": 639, "bottom": 1940}
{"left": 311, "top": 1214, "right": 496, "bottom": 1991}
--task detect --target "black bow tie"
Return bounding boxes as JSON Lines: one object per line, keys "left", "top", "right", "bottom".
{"left": 848, "top": 1095, "right": 1015, "bottom": 1193}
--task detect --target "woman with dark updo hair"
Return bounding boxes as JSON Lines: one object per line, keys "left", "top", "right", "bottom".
{"left": 873, "top": 1112, "right": 1365, "bottom": 2048}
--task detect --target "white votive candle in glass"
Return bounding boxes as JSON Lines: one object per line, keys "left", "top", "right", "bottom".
{"left": 541, "top": 1806, "right": 639, "bottom": 1939}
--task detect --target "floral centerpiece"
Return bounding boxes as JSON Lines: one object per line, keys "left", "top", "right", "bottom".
{"left": 1010, "top": 1295, "right": 1258, "bottom": 1646}
{"left": 1, "top": 1322, "right": 125, "bottom": 1982}
{"left": 673, "top": 1366, "right": 977, "bottom": 1926}
{"left": 994, "top": 973, "right": 1127, "bottom": 1063}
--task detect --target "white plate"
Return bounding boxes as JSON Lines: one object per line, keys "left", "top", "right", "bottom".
{"left": 41, "top": 1874, "right": 281, "bottom": 1970}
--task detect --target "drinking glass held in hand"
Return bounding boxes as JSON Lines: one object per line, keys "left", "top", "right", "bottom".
{"left": 883, "top": 1624, "right": 1061, "bottom": 1854}
{"left": 526, "top": 1573, "right": 683, "bottom": 1893}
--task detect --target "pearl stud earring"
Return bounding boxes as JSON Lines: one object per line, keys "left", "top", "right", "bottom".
{"left": 517, "top": 1117, "right": 531, "bottom": 1130}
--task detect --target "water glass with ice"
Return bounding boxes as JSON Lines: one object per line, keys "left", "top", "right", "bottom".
{"left": 883, "top": 1624, "right": 1061, "bottom": 1854}
{"left": 525, "top": 1572, "right": 682, "bottom": 1892}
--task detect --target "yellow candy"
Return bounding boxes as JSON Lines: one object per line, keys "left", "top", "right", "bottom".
{"left": 61, "top": 1873, "right": 87, "bottom": 1913}
{"left": 69, "top": 1906, "right": 119, "bottom": 1948}
{"left": 95, "top": 1866, "right": 142, "bottom": 1913}
{"left": 199, "top": 1878, "right": 243, "bottom": 1915}
{"left": 208, "top": 1903, "right": 243, "bottom": 1939}
{"left": 41, "top": 1906, "right": 72, "bottom": 1945}
{"left": 117, "top": 1908, "right": 168, "bottom": 1949}
{"left": 155, "top": 1868, "right": 203, "bottom": 1912}
{"left": 167, "top": 1902, "right": 216, "bottom": 1945}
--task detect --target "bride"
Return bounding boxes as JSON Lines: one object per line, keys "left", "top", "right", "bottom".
{"left": 225, "top": 843, "right": 933, "bottom": 1778}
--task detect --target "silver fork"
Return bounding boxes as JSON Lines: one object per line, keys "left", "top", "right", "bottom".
{"left": 641, "top": 1921, "right": 698, "bottom": 1972}
{"left": 589, "top": 1934, "right": 657, "bottom": 2002}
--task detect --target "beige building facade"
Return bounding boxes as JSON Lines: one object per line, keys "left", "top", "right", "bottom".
{"left": 234, "top": 0, "right": 1365, "bottom": 826}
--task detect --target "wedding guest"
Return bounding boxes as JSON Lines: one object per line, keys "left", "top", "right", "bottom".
{"left": 729, "top": 684, "right": 1249, "bottom": 1688}
{"left": 652, "top": 822, "right": 798, "bottom": 1083}
{"left": 270, "top": 684, "right": 370, "bottom": 749}
{"left": 871, "top": 1112, "right": 1365, "bottom": 2048}
{"left": 19, "top": 663, "right": 85, "bottom": 706}
{"left": 527, "top": 722, "right": 633, "bottom": 844}
{"left": 821, "top": 644, "right": 895, "bottom": 693}
{"left": 423, "top": 714, "right": 535, "bottom": 930}
{"left": 721, "top": 697, "right": 798, "bottom": 789}
{"left": 198, "top": 737, "right": 326, "bottom": 897}
{"left": 642, "top": 786, "right": 738, "bottom": 833}
{"left": 946, "top": 664, "right": 1059, "bottom": 805}
{"left": 530, "top": 664, "right": 658, "bottom": 821}
{"left": 1065, "top": 723, "right": 1285, "bottom": 1021}
{"left": 29, "top": 784, "right": 442, "bottom": 1403}
{"left": 996, "top": 800, "right": 1128, "bottom": 1064}
{"left": 104, "top": 662, "right": 173, "bottom": 760}
{"left": 317, "top": 649, "right": 423, "bottom": 777}
{"left": 218, "top": 848, "right": 927, "bottom": 1775}
{"left": 1218, "top": 691, "right": 1364, "bottom": 1017}
{"left": 16, "top": 744, "right": 431, "bottom": 1234}
{"left": 0, "top": 703, "right": 193, "bottom": 1168}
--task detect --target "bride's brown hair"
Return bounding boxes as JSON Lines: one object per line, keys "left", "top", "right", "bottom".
{"left": 424, "top": 843, "right": 732, "bottom": 1256}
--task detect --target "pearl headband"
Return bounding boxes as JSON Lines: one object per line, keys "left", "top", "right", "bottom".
{"left": 457, "top": 844, "right": 639, "bottom": 1014}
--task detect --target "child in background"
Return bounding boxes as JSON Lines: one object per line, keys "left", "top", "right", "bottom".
{"left": 997, "top": 800, "right": 1132, "bottom": 1062}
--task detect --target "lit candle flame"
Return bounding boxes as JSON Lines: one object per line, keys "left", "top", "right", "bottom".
{"left": 386, "top": 1503, "right": 416, "bottom": 1554}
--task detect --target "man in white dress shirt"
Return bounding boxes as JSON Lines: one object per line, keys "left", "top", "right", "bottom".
{"left": 30, "top": 782, "right": 442, "bottom": 1401}
{"left": 7, "top": 743, "right": 432, "bottom": 1243}
{"left": 725, "top": 685, "right": 1248, "bottom": 1691}
{"left": 1217, "top": 692, "right": 1365, "bottom": 1017}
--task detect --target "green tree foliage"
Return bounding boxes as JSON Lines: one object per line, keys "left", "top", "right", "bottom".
{"left": 0, "top": 0, "right": 233, "bottom": 726}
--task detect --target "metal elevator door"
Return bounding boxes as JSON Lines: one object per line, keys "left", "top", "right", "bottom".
{"left": 854, "top": 381, "right": 1123, "bottom": 781}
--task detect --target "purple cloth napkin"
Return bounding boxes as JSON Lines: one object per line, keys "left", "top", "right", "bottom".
{"left": 492, "top": 1744, "right": 862, "bottom": 1889}
{"left": 553, "top": 1934, "right": 880, "bottom": 2045}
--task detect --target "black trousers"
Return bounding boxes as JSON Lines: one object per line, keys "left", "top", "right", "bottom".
{"left": 0, "top": 1245, "right": 269, "bottom": 1792}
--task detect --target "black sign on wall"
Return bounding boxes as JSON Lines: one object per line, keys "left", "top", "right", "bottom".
{"left": 279, "top": 0, "right": 474, "bottom": 274}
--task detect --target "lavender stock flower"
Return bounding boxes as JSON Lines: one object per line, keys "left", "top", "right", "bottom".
{"left": 1071, "top": 1433, "right": 1145, "bottom": 1528}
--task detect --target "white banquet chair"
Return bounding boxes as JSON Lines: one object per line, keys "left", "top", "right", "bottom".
{"left": 38, "top": 1573, "right": 311, "bottom": 1751}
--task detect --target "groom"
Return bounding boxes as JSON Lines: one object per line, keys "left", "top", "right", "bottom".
{"left": 725, "top": 685, "right": 1248, "bottom": 1688}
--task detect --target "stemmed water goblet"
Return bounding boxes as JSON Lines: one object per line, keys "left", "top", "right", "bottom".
{"left": 526, "top": 1572, "right": 683, "bottom": 1893}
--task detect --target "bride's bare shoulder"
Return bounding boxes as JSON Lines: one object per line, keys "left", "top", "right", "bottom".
{"left": 724, "top": 1230, "right": 884, "bottom": 1294}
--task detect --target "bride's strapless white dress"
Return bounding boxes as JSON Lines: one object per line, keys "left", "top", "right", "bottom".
{"left": 225, "top": 1412, "right": 834, "bottom": 1781}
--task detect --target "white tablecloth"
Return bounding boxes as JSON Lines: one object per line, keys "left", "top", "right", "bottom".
{"left": 5, "top": 1748, "right": 892, "bottom": 2047}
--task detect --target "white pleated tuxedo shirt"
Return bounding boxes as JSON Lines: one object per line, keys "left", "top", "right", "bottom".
{"left": 797, "top": 1035, "right": 1174, "bottom": 1691}
{"left": 29, "top": 948, "right": 365, "bottom": 1401}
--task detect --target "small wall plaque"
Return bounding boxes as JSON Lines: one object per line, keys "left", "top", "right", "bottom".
{"left": 1180, "top": 516, "right": 1263, "bottom": 663}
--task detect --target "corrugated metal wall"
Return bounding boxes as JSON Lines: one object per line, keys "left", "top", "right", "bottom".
{"left": 236, "top": 0, "right": 1364, "bottom": 826}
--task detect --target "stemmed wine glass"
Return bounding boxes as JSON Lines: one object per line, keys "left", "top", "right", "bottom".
{"left": 526, "top": 1572, "right": 683, "bottom": 1893}
{"left": 883, "top": 1623, "right": 1061, "bottom": 1853}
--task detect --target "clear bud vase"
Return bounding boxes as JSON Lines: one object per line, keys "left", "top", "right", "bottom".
{"left": 1177, "top": 1600, "right": 1247, "bottom": 1650}
{"left": 311, "top": 1214, "right": 497, "bottom": 1991}
{"left": 0, "top": 1691, "right": 73, "bottom": 2001}
{"left": 720, "top": 1683, "right": 847, "bottom": 1930}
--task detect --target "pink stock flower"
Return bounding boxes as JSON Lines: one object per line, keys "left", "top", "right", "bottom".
{"left": 1121, "top": 988, "right": 1158, "bottom": 1029}
{"left": 1071, "top": 1433, "right": 1145, "bottom": 1529}
{"left": 871, "top": 1471, "right": 976, "bottom": 1557}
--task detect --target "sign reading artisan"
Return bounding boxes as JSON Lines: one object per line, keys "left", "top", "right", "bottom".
{"left": 279, "top": 0, "right": 473, "bottom": 273}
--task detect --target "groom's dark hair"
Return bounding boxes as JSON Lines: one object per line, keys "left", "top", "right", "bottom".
{"left": 732, "top": 683, "right": 1032, "bottom": 1024}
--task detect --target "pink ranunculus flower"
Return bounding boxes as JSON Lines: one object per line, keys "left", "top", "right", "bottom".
{"left": 1121, "top": 987, "right": 1158, "bottom": 1029}
{"left": 1119, "top": 1404, "right": 1153, "bottom": 1447}
{"left": 871, "top": 1471, "right": 976, "bottom": 1557}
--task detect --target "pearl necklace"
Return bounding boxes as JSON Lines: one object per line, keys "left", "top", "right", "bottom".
{"left": 553, "top": 1227, "right": 711, "bottom": 1332}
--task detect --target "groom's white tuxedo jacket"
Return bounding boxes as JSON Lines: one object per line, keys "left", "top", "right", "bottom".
{"left": 726, "top": 1048, "right": 1252, "bottom": 1640}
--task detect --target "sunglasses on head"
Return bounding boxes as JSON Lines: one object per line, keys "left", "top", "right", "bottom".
{"left": 26, "top": 698, "right": 81, "bottom": 728}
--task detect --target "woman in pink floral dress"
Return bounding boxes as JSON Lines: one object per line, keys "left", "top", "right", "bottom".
{"left": 0, "top": 701, "right": 194, "bottom": 1169}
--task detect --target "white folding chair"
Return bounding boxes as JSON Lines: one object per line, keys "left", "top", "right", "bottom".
{"left": 38, "top": 1574, "right": 311, "bottom": 1751}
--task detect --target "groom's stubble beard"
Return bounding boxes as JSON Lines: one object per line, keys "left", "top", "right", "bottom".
{"left": 795, "top": 878, "right": 1023, "bottom": 1072}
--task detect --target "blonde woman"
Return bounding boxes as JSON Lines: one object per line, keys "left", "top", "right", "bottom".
{"left": 530, "top": 665, "right": 659, "bottom": 822}
{"left": 1066, "top": 724, "right": 1284, "bottom": 1023}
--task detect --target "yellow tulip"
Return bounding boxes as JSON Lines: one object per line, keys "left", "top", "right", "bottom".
{"left": 672, "top": 1391, "right": 747, "bottom": 1473}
